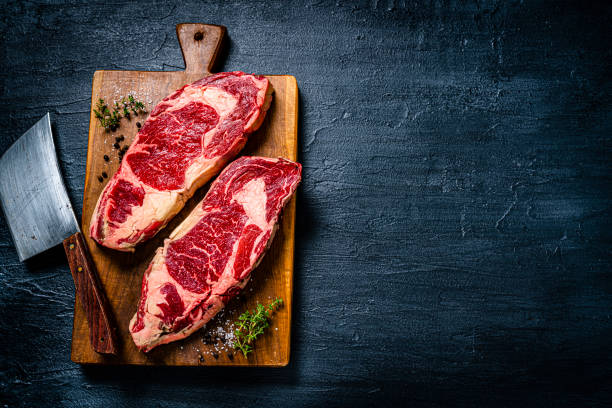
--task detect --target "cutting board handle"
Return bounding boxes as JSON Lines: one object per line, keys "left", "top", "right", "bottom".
{"left": 176, "top": 23, "right": 226, "bottom": 74}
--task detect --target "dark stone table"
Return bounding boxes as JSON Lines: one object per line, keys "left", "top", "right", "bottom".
{"left": 1, "top": 1, "right": 610, "bottom": 406}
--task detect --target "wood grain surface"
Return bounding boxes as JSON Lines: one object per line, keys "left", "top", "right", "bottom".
{"left": 62, "top": 232, "right": 118, "bottom": 355}
{"left": 71, "top": 23, "right": 298, "bottom": 365}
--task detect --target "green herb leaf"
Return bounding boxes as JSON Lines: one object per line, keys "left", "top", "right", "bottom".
{"left": 94, "top": 95, "right": 146, "bottom": 131}
{"left": 233, "top": 298, "right": 283, "bottom": 357}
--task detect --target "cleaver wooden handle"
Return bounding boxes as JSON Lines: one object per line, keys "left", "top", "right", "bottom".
{"left": 176, "top": 23, "right": 226, "bottom": 74}
{"left": 63, "top": 232, "right": 118, "bottom": 354}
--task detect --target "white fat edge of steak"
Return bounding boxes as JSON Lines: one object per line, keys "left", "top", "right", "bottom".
{"left": 129, "top": 157, "right": 301, "bottom": 352}
{"left": 89, "top": 72, "right": 273, "bottom": 251}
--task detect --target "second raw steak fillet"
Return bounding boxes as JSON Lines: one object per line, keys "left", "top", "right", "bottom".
{"left": 129, "top": 156, "right": 302, "bottom": 352}
{"left": 90, "top": 72, "right": 273, "bottom": 251}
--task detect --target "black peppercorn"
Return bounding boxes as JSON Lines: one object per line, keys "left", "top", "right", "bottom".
{"left": 103, "top": 154, "right": 109, "bottom": 162}
{"left": 119, "top": 135, "right": 125, "bottom": 141}
{"left": 102, "top": 172, "right": 108, "bottom": 178}
{"left": 98, "top": 176, "right": 103, "bottom": 182}
{"left": 113, "top": 143, "right": 120, "bottom": 149}
{"left": 227, "top": 353, "right": 234, "bottom": 361}
{"left": 136, "top": 122, "right": 141, "bottom": 128}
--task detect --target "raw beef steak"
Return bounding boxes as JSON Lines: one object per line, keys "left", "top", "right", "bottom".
{"left": 90, "top": 72, "right": 273, "bottom": 251}
{"left": 129, "top": 156, "right": 302, "bottom": 352}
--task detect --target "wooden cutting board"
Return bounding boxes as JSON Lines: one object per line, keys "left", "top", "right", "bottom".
{"left": 72, "top": 23, "right": 298, "bottom": 366}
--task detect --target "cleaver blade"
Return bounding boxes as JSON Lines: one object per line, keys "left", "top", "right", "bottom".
{"left": 0, "top": 113, "right": 79, "bottom": 262}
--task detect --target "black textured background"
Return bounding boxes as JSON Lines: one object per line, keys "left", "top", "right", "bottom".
{"left": 1, "top": 1, "right": 611, "bottom": 406}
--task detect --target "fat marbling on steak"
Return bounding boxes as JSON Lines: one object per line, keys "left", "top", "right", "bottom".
{"left": 129, "top": 156, "right": 302, "bottom": 352}
{"left": 90, "top": 72, "right": 273, "bottom": 251}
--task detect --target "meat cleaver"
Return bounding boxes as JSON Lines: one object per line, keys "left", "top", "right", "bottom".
{"left": 0, "top": 113, "right": 117, "bottom": 354}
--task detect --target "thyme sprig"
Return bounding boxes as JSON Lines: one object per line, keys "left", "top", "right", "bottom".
{"left": 93, "top": 99, "right": 121, "bottom": 131}
{"left": 94, "top": 95, "right": 146, "bottom": 131}
{"left": 119, "top": 95, "right": 146, "bottom": 119}
{"left": 233, "top": 298, "right": 283, "bottom": 357}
